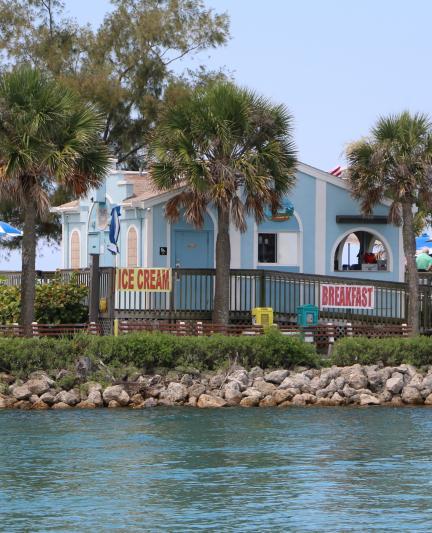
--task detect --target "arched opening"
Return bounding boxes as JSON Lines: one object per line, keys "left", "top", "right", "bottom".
{"left": 70, "top": 230, "right": 81, "bottom": 269}
{"left": 333, "top": 230, "right": 389, "bottom": 272}
{"left": 127, "top": 226, "right": 138, "bottom": 267}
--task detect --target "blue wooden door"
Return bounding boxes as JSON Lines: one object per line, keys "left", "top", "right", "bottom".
{"left": 174, "top": 230, "right": 212, "bottom": 268}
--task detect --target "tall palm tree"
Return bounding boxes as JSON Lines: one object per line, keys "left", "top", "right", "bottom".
{"left": 346, "top": 111, "right": 432, "bottom": 334}
{"left": 150, "top": 82, "right": 297, "bottom": 324}
{"left": 0, "top": 66, "right": 109, "bottom": 332}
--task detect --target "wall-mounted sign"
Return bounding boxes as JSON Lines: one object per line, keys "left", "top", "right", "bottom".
{"left": 116, "top": 268, "right": 172, "bottom": 292}
{"left": 159, "top": 246, "right": 167, "bottom": 256}
{"left": 264, "top": 199, "right": 295, "bottom": 222}
{"left": 320, "top": 284, "right": 375, "bottom": 310}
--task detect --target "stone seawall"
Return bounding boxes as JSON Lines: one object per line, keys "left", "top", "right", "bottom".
{"left": 2, "top": 363, "right": 432, "bottom": 409}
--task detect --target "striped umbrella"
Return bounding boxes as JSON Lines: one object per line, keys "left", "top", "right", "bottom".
{"left": 0, "top": 221, "right": 22, "bottom": 238}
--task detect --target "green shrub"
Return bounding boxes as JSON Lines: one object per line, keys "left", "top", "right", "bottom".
{"left": 331, "top": 336, "right": 432, "bottom": 367}
{"left": 0, "top": 276, "right": 88, "bottom": 324}
{"left": 0, "top": 330, "right": 321, "bottom": 376}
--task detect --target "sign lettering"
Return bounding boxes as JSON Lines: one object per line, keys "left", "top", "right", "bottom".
{"left": 320, "top": 284, "right": 375, "bottom": 310}
{"left": 116, "top": 268, "right": 172, "bottom": 292}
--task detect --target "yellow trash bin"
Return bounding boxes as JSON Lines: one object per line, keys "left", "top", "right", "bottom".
{"left": 252, "top": 307, "right": 274, "bottom": 328}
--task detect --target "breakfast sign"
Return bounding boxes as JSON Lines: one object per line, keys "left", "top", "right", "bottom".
{"left": 320, "top": 284, "right": 375, "bottom": 310}
{"left": 116, "top": 268, "right": 172, "bottom": 292}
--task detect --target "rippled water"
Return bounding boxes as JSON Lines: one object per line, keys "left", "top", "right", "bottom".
{"left": 1, "top": 408, "right": 432, "bottom": 531}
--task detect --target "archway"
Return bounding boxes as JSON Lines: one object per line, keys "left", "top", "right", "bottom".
{"left": 333, "top": 229, "right": 390, "bottom": 272}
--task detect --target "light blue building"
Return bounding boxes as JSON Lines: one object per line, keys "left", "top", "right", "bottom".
{"left": 54, "top": 160, "right": 404, "bottom": 282}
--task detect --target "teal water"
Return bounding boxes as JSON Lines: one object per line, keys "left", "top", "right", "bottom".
{"left": 1, "top": 408, "right": 432, "bottom": 532}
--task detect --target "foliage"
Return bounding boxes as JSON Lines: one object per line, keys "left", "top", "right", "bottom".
{"left": 0, "top": 278, "right": 88, "bottom": 324}
{"left": 0, "top": 331, "right": 320, "bottom": 376}
{"left": 151, "top": 81, "right": 297, "bottom": 230}
{"left": 345, "top": 111, "right": 432, "bottom": 333}
{"left": 0, "top": 0, "right": 230, "bottom": 168}
{"left": 331, "top": 336, "right": 432, "bottom": 367}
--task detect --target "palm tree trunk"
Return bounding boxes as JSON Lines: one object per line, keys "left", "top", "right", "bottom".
{"left": 20, "top": 194, "right": 37, "bottom": 335}
{"left": 213, "top": 206, "right": 231, "bottom": 324}
{"left": 401, "top": 201, "right": 419, "bottom": 334}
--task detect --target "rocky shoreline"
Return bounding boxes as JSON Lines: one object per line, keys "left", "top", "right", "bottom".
{"left": 2, "top": 362, "right": 432, "bottom": 409}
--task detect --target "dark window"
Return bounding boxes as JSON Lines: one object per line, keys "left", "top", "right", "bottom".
{"left": 258, "top": 233, "right": 277, "bottom": 263}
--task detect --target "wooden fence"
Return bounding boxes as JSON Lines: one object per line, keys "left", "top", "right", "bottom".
{"left": 2, "top": 268, "right": 432, "bottom": 330}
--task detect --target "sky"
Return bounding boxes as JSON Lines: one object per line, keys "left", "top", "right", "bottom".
{"left": 2, "top": 0, "right": 432, "bottom": 269}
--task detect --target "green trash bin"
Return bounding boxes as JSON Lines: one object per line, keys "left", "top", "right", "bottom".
{"left": 297, "top": 304, "right": 319, "bottom": 327}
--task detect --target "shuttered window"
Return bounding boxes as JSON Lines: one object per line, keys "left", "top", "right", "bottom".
{"left": 127, "top": 226, "right": 138, "bottom": 267}
{"left": 70, "top": 230, "right": 81, "bottom": 269}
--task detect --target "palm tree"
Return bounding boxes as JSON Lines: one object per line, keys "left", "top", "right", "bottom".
{"left": 150, "top": 82, "right": 297, "bottom": 324}
{"left": 346, "top": 111, "right": 432, "bottom": 334}
{"left": 0, "top": 66, "right": 109, "bottom": 332}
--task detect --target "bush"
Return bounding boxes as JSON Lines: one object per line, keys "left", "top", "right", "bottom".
{"left": 0, "top": 276, "right": 88, "bottom": 324}
{"left": 0, "top": 330, "right": 321, "bottom": 376}
{"left": 331, "top": 336, "right": 432, "bottom": 367}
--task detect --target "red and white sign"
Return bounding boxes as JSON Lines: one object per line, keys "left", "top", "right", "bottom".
{"left": 320, "top": 284, "right": 375, "bottom": 310}
{"left": 116, "top": 268, "right": 172, "bottom": 292}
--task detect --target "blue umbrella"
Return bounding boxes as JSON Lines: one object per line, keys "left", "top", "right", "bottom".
{"left": 0, "top": 221, "right": 22, "bottom": 238}
{"left": 416, "top": 233, "right": 432, "bottom": 250}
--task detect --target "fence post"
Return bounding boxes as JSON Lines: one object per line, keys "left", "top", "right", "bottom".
{"left": 196, "top": 321, "right": 203, "bottom": 336}
{"left": 12, "top": 322, "right": 20, "bottom": 337}
{"left": 402, "top": 323, "right": 409, "bottom": 337}
{"left": 327, "top": 323, "right": 335, "bottom": 356}
{"left": 346, "top": 322, "right": 353, "bottom": 337}
{"left": 178, "top": 321, "right": 187, "bottom": 336}
{"left": 31, "top": 322, "right": 39, "bottom": 338}
{"left": 89, "top": 253, "right": 100, "bottom": 324}
{"left": 89, "top": 322, "right": 98, "bottom": 335}
{"left": 304, "top": 330, "right": 314, "bottom": 344}
{"left": 120, "top": 320, "right": 128, "bottom": 335}
{"left": 113, "top": 318, "right": 119, "bottom": 337}
{"left": 259, "top": 270, "right": 266, "bottom": 307}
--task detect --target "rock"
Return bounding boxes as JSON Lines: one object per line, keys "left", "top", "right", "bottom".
{"left": 165, "top": 382, "right": 188, "bottom": 403}
{"left": 103, "top": 385, "right": 130, "bottom": 406}
{"left": 188, "top": 396, "right": 197, "bottom": 407}
{"left": 86, "top": 381, "right": 103, "bottom": 393}
{"left": 409, "top": 373, "right": 424, "bottom": 390}
{"left": 366, "top": 369, "right": 385, "bottom": 392}
{"left": 0, "top": 396, "right": 16, "bottom": 408}
{"left": 391, "top": 395, "right": 404, "bottom": 406}
{"left": 379, "top": 390, "right": 392, "bottom": 403}
{"left": 240, "top": 396, "right": 260, "bottom": 407}
{"left": 292, "top": 393, "right": 316, "bottom": 406}
{"left": 253, "top": 379, "right": 276, "bottom": 396}
{"left": 28, "top": 371, "right": 55, "bottom": 386}
{"left": 56, "top": 369, "right": 71, "bottom": 381}
{"left": 55, "top": 390, "right": 80, "bottom": 406}
{"left": 29, "top": 394, "right": 40, "bottom": 404}
{"left": 228, "top": 369, "right": 249, "bottom": 390}
{"left": 424, "top": 393, "right": 432, "bottom": 405}
{"left": 386, "top": 373, "right": 404, "bottom": 394}
{"left": 243, "top": 387, "right": 263, "bottom": 399}
{"left": 52, "top": 402, "right": 71, "bottom": 409}
{"left": 180, "top": 374, "right": 193, "bottom": 387}
{"left": 31, "top": 400, "right": 49, "bottom": 410}
{"left": 249, "top": 366, "right": 264, "bottom": 379}
{"left": 335, "top": 376, "right": 345, "bottom": 390}
{"left": 147, "top": 386, "right": 164, "bottom": 398}
{"left": 360, "top": 394, "right": 381, "bottom": 406}
{"left": 401, "top": 386, "right": 423, "bottom": 404}
{"left": 264, "top": 369, "right": 289, "bottom": 385}
{"left": 342, "top": 384, "right": 357, "bottom": 398}
{"left": 12, "top": 384, "right": 32, "bottom": 400}
{"left": 272, "top": 388, "right": 296, "bottom": 404}
{"left": 130, "top": 393, "right": 144, "bottom": 405}
{"left": 315, "top": 397, "right": 337, "bottom": 406}
{"left": 188, "top": 383, "right": 206, "bottom": 398}
{"left": 76, "top": 401, "right": 96, "bottom": 409}
{"left": 143, "top": 397, "right": 158, "bottom": 408}
{"left": 40, "top": 391, "right": 56, "bottom": 405}
{"left": 14, "top": 400, "right": 32, "bottom": 409}
{"left": 24, "top": 379, "right": 50, "bottom": 396}
{"left": 157, "top": 399, "right": 174, "bottom": 407}
{"left": 209, "top": 374, "right": 225, "bottom": 389}
{"left": 75, "top": 356, "right": 95, "bottom": 380}
{"left": 331, "top": 392, "right": 345, "bottom": 405}
{"left": 280, "top": 374, "right": 311, "bottom": 392}
{"left": 87, "top": 389, "right": 103, "bottom": 407}
{"left": 278, "top": 400, "right": 293, "bottom": 408}
{"left": 197, "top": 394, "right": 227, "bottom": 408}
{"left": 223, "top": 381, "right": 242, "bottom": 403}
{"left": 259, "top": 395, "right": 277, "bottom": 407}
{"left": 108, "top": 400, "right": 122, "bottom": 408}
{"left": 347, "top": 369, "right": 368, "bottom": 390}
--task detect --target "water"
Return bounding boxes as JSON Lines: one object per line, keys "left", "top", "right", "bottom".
{"left": 1, "top": 408, "right": 432, "bottom": 532}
